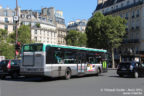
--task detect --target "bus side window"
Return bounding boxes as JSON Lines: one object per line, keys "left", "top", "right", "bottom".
{"left": 64, "top": 49, "right": 77, "bottom": 64}
{"left": 46, "top": 47, "right": 57, "bottom": 64}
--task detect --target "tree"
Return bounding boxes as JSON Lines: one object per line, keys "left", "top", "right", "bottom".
{"left": 86, "top": 12, "right": 127, "bottom": 68}
{"left": 36, "top": 23, "right": 40, "bottom": 28}
{"left": 65, "top": 30, "right": 87, "bottom": 47}
{"left": 0, "top": 41, "right": 15, "bottom": 59}
{"left": 9, "top": 25, "right": 32, "bottom": 45}
{"left": 0, "top": 29, "right": 15, "bottom": 59}
{"left": 0, "top": 29, "right": 8, "bottom": 41}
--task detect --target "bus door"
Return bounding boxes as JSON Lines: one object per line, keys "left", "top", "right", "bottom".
{"left": 77, "top": 52, "right": 85, "bottom": 73}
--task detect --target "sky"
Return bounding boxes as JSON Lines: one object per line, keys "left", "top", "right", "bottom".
{"left": 0, "top": 0, "right": 98, "bottom": 25}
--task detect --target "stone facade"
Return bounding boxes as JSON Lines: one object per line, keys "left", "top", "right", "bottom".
{"left": 0, "top": 6, "right": 67, "bottom": 45}
{"left": 0, "top": 6, "right": 15, "bottom": 34}
{"left": 67, "top": 19, "right": 87, "bottom": 33}
{"left": 94, "top": 0, "right": 144, "bottom": 55}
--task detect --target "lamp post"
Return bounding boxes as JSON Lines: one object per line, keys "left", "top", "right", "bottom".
{"left": 14, "top": 0, "right": 19, "bottom": 59}
{"left": 16, "top": 0, "right": 18, "bottom": 44}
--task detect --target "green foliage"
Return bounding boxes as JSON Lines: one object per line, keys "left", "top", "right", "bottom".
{"left": 9, "top": 25, "right": 31, "bottom": 45}
{"left": 86, "top": 12, "right": 127, "bottom": 49}
{"left": 65, "top": 30, "right": 87, "bottom": 47}
{"left": 0, "top": 29, "right": 8, "bottom": 41}
{"left": 0, "top": 29, "right": 15, "bottom": 59}
{"left": 36, "top": 23, "right": 40, "bottom": 28}
{"left": 0, "top": 41, "right": 15, "bottom": 59}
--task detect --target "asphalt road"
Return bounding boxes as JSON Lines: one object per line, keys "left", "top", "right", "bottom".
{"left": 0, "top": 70, "right": 144, "bottom": 96}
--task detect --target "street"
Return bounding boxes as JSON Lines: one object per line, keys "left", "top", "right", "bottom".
{"left": 0, "top": 70, "right": 144, "bottom": 96}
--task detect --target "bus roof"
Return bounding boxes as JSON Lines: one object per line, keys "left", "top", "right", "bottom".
{"left": 45, "top": 43, "right": 107, "bottom": 53}
{"left": 24, "top": 43, "right": 107, "bottom": 53}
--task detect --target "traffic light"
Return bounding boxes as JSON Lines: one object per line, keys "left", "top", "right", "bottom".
{"left": 15, "top": 42, "right": 21, "bottom": 50}
{"left": 15, "top": 42, "right": 21, "bottom": 56}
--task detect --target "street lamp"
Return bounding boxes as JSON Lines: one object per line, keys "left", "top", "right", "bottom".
{"left": 14, "top": 0, "right": 19, "bottom": 59}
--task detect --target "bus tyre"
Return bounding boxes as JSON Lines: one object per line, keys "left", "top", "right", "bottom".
{"left": 96, "top": 68, "right": 101, "bottom": 76}
{"left": 134, "top": 71, "right": 139, "bottom": 78}
{"left": 65, "top": 68, "right": 71, "bottom": 80}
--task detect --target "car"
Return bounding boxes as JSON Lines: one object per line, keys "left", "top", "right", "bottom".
{"left": 117, "top": 62, "right": 144, "bottom": 78}
{"left": 0, "top": 59, "right": 21, "bottom": 79}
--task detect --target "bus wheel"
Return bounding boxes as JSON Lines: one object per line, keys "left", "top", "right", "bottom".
{"left": 96, "top": 68, "right": 101, "bottom": 76}
{"left": 134, "top": 71, "right": 139, "bottom": 78}
{"left": 65, "top": 68, "right": 71, "bottom": 80}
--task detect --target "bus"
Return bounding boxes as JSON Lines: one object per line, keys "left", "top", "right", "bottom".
{"left": 20, "top": 43, "right": 107, "bottom": 79}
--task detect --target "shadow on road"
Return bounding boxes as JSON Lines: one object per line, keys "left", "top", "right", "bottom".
{"left": 109, "top": 75, "right": 144, "bottom": 79}
{"left": 0, "top": 74, "right": 104, "bottom": 82}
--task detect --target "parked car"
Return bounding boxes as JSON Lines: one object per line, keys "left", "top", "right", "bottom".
{"left": 0, "top": 60, "right": 21, "bottom": 79}
{"left": 117, "top": 62, "right": 144, "bottom": 78}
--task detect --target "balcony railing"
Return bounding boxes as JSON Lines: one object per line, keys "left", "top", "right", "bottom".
{"left": 104, "top": 1, "right": 144, "bottom": 15}
{"left": 136, "top": 14, "right": 140, "bottom": 17}
{"left": 122, "top": 39, "right": 140, "bottom": 44}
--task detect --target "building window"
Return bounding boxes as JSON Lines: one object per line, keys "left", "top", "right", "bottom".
{"left": 35, "top": 30, "right": 37, "bottom": 34}
{"left": 125, "top": 12, "right": 129, "bottom": 19}
{"left": 111, "top": 7, "right": 113, "bottom": 10}
{"left": 120, "top": 14, "right": 123, "bottom": 18}
{"left": 4, "top": 11, "right": 8, "bottom": 16}
{"left": 127, "top": 0, "right": 130, "bottom": 5}
{"left": 34, "top": 37, "right": 37, "bottom": 41}
{"left": 116, "top": 5, "right": 118, "bottom": 9}
{"left": 121, "top": 3, "right": 123, "bottom": 7}
{"left": 5, "top": 18, "right": 9, "bottom": 23}
{"left": 136, "top": 10, "right": 140, "bottom": 17}
{"left": 5, "top": 25, "right": 8, "bottom": 30}
{"left": 132, "top": 11, "right": 135, "bottom": 18}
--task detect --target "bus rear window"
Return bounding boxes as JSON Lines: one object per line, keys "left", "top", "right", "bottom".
{"left": 23, "top": 44, "right": 43, "bottom": 52}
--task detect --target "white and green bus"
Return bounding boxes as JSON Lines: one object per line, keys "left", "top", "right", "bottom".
{"left": 20, "top": 43, "right": 107, "bottom": 79}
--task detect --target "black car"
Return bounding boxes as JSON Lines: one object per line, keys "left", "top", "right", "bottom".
{"left": 117, "top": 62, "right": 144, "bottom": 78}
{"left": 0, "top": 60, "right": 21, "bottom": 79}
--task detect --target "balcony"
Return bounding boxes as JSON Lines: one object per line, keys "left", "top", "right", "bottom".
{"left": 125, "top": 17, "right": 128, "bottom": 20}
{"left": 131, "top": 27, "right": 134, "bottom": 30}
{"left": 5, "top": 21, "right": 9, "bottom": 23}
{"left": 122, "top": 39, "right": 140, "bottom": 44}
{"left": 136, "top": 14, "right": 140, "bottom": 17}
{"left": 136, "top": 26, "right": 140, "bottom": 30}
{"left": 132, "top": 16, "right": 135, "bottom": 18}
{"left": 104, "top": 1, "right": 144, "bottom": 15}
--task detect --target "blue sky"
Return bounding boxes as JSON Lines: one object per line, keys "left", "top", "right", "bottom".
{"left": 0, "top": 0, "right": 97, "bottom": 25}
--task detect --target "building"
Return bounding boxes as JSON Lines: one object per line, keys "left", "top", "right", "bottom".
{"left": 20, "top": 10, "right": 57, "bottom": 44}
{"left": 0, "top": 6, "right": 67, "bottom": 45}
{"left": 41, "top": 8, "right": 67, "bottom": 45}
{"left": 94, "top": 0, "right": 144, "bottom": 55}
{"left": 55, "top": 10, "right": 67, "bottom": 45}
{"left": 0, "top": 6, "right": 15, "bottom": 34}
{"left": 67, "top": 19, "right": 87, "bottom": 33}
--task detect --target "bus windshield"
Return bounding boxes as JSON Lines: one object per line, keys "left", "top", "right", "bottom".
{"left": 23, "top": 44, "right": 43, "bottom": 52}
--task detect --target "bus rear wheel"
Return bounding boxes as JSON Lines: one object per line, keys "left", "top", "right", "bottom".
{"left": 65, "top": 68, "right": 71, "bottom": 80}
{"left": 96, "top": 68, "right": 101, "bottom": 76}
